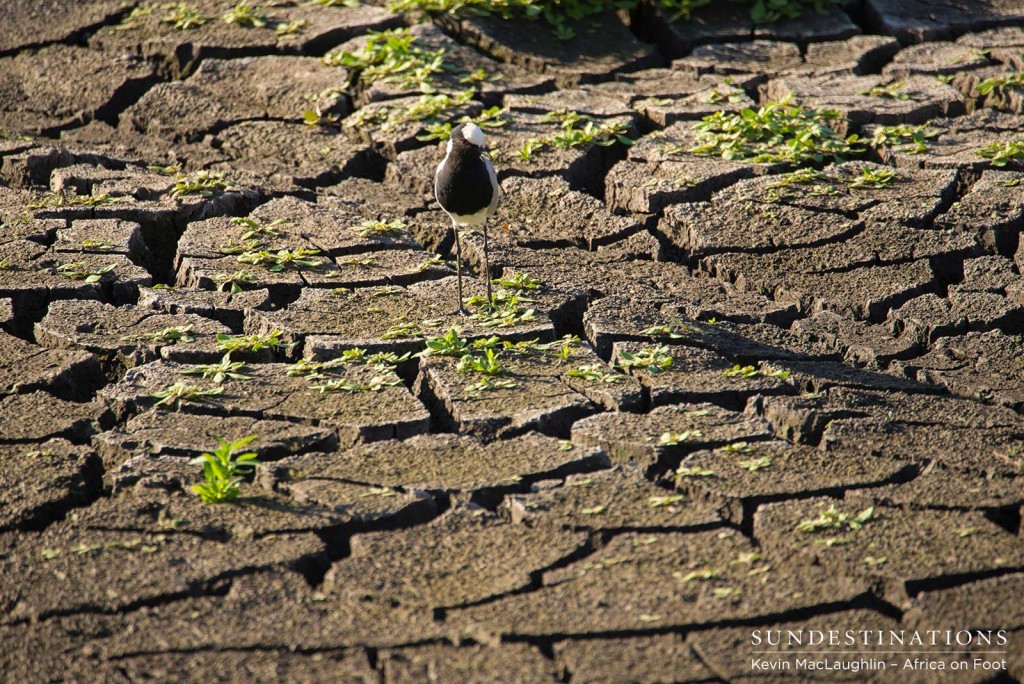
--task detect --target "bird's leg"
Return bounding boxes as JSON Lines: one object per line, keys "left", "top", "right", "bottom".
{"left": 452, "top": 222, "right": 469, "bottom": 316}
{"left": 483, "top": 218, "right": 493, "bottom": 310}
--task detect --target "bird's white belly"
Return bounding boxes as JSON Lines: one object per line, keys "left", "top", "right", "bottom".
{"left": 449, "top": 206, "right": 492, "bottom": 226}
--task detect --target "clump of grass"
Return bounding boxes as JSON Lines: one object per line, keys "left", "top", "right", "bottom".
{"left": 689, "top": 94, "right": 862, "bottom": 165}
{"left": 868, "top": 123, "right": 939, "bottom": 155}
{"left": 55, "top": 262, "right": 116, "bottom": 283}
{"left": 190, "top": 435, "right": 260, "bottom": 503}
{"left": 170, "top": 171, "right": 227, "bottom": 198}
{"left": 977, "top": 140, "right": 1024, "bottom": 167}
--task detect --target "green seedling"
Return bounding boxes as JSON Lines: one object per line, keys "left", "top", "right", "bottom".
{"left": 858, "top": 81, "right": 909, "bottom": 100}
{"left": 650, "top": 495, "right": 686, "bottom": 508}
{"left": 493, "top": 271, "right": 542, "bottom": 291}
{"left": 286, "top": 357, "right": 346, "bottom": 377}
{"left": 977, "top": 140, "right": 1024, "bottom": 167}
{"left": 151, "top": 382, "right": 224, "bottom": 410}
{"left": 675, "top": 567, "right": 719, "bottom": 582}
{"left": 276, "top": 18, "right": 308, "bottom": 36}
{"left": 796, "top": 504, "right": 874, "bottom": 533}
{"left": 738, "top": 456, "right": 772, "bottom": 472}
{"left": 179, "top": 353, "right": 252, "bottom": 383}
{"left": 80, "top": 239, "right": 114, "bottom": 250}
{"left": 311, "top": 374, "right": 402, "bottom": 393}
{"left": 161, "top": 3, "right": 207, "bottom": 29}
{"left": 616, "top": 345, "right": 674, "bottom": 374}
{"left": 869, "top": 123, "right": 939, "bottom": 154}
{"left": 660, "top": 430, "right": 703, "bottom": 446}
{"left": 215, "top": 269, "right": 258, "bottom": 293}
{"left": 457, "top": 347, "right": 507, "bottom": 376}
{"left": 303, "top": 107, "right": 341, "bottom": 128}
{"left": 147, "top": 162, "right": 183, "bottom": 175}
{"left": 237, "top": 247, "right": 322, "bottom": 271}
{"left": 352, "top": 218, "right": 407, "bottom": 238}
{"left": 465, "top": 377, "right": 518, "bottom": 393}
{"left": 722, "top": 364, "right": 790, "bottom": 380}
{"left": 325, "top": 27, "right": 448, "bottom": 90}
{"left": 421, "top": 327, "right": 470, "bottom": 357}
{"left": 674, "top": 465, "right": 715, "bottom": 478}
{"left": 215, "top": 329, "right": 291, "bottom": 353}
{"left": 231, "top": 217, "right": 286, "bottom": 240}
{"left": 690, "top": 94, "right": 862, "bottom": 164}
{"left": 847, "top": 166, "right": 897, "bottom": 189}
{"left": 170, "top": 171, "right": 227, "bottom": 198}
{"left": 28, "top": 189, "right": 119, "bottom": 209}
{"left": 223, "top": 1, "right": 270, "bottom": 27}
{"left": 381, "top": 321, "right": 422, "bottom": 340}
{"left": 129, "top": 325, "right": 197, "bottom": 345}
{"left": 417, "top": 106, "right": 508, "bottom": 142}
{"left": 190, "top": 435, "right": 260, "bottom": 503}
{"left": 719, "top": 441, "right": 753, "bottom": 454}
{"left": 975, "top": 72, "right": 1024, "bottom": 97}
{"left": 565, "top": 364, "right": 624, "bottom": 383}
{"left": 55, "top": 262, "right": 116, "bottom": 283}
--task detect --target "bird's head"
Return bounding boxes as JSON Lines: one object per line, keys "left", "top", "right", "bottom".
{"left": 449, "top": 122, "right": 486, "bottom": 156}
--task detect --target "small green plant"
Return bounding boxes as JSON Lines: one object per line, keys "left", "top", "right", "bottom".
{"left": 417, "top": 106, "right": 508, "bottom": 142}
{"left": 231, "top": 216, "right": 286, "bottom": 240}
{"left": 465, "top": 376, "right": 518, "bottom": 393}
{"left": 465, "top": 290, "right": 538, "bottom": 328}
{"left": 457, "top": 347, "right": 507, "bottom": 376}
{"left": 704, "top": 78, "right": 745, "bottom": 104}
{"left": 276, "top": 18, "right": 308, "bottom": 36}
{"left": 170, "top": 171, "right": 227, "bottom": 198}
{"left": 719, "top": 441, "right": 753, "bottom": 454}
{"left": 179, "top": 353, "right": 252, "bottom": 383}
{"left": 80, "top": 239, "right": 114, "bottom": 250}
{"left": 674, "top": 465, "right": 716, "bottom": 479}
{"left": 869, "top": 124, "right": 939, "bottom": 155}
{"left": 147, "top": 162, "right": 183, "bottom": 175}
{"left": 29, "top": 189, "right": 119, "bottom": 209}
{"left": 796, "top": 504, "right": 874, "bottom": 533}
{"left": 689, "top": 94, "right": 862, "bottom": 165}
{"left": 310, "top": 375, "right": 402, "bottom": 392}
{"left": 151, "top": 382, "right": 224, "bottom": 409}
{"left": 381, "top": 321, "right": 422, "bottom": 340}
{"left": 303, "top": 107, "right": 342, "bottom": 128}
{"left": 640, "top": 318, "right": 691, "bottom": 339}
{"left": 129, "top": 325, "right": 197, "bottom": 345}
{"left": 975, "top": 72, "right": 1024, "bottom": 98}
{"left": 649, "top": 495, "right": 686, "bottom": 508}
{"left": 190, "top": 435, "right": 260, "bottom": 503}
{"left": 55, "top": 262, "right": 116, "bottom": 283}
{"left": 161, "top": 3, "right": 208, "bottom": 29}
{"left": 286, "top": 357, "right": 346, "bottom": 377}
{"left": 977, "top": 140, "right": 1024, "bottom": 167}
{"left": 352, "top": 218, "right": 407, "bottom": 238}
{"left": 237, "top": 247, "right": 322, "bottom": 272}
{"left": 216, "top": 329, "right": 291, "bottom": 353}
{"left": 325, "top": 28, "right": 447, "bottom": 90}
{"left": 421, "top": 327, "right": 470, "bottom": 357}
{"left": 223, "top": 1, "right": 270, "bottom": 27}
{"left": 493, "top": 271, "right": 542, "bottom": 291}
{"left": 565, "top": 364, "right": 624, "bottom": 383}
{"left": 738, "top": 456, "right": 772, "bottom": 472}
{"left": 847, "top": 166, "right": 897, "bottom": 189}
{"left": 215, "top": 269, "right": 259, "bottom": 293}
{"left": 857, "top": 81, "right": 909, "bottom": 100}
{"left": 616, "top": 345, "right": 674, "bottom": 375}
{"left": 675, "top": 567, "right": 719, "bottom": 583}
{"left": 660, "top": 430, "right": 703, "bottom": 446}
{"left": 722, "top": 364, "right": 790, "bottom": 380}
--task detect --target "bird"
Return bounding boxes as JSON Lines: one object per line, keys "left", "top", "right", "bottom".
{"left": 434, "top": 121, "right": 500, "bottom": 315}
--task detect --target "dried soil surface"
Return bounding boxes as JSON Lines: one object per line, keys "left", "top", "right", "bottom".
{"left": 2, "top": 1, "right": 1024, "bottom": 681}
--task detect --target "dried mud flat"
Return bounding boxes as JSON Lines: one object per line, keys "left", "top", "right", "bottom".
{"left": 2, "top": 0, "right": 1024, "bottom": 681}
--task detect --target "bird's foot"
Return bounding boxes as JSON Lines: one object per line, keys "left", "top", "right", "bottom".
{"left": 442, "top": 306, "right": 472, "bottom": 317}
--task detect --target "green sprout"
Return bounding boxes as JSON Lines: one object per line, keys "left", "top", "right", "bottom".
{"left": 351, "top": 218, "right": 407, "bottom": 239}
{"left": 161, "top": 3, "right": 208, "bottom": 29}
{"left": 616, "top": 345, "right": 674, "bottom": 375}
{"left": 80, "top": 239, "right": 114, "bottom": 250}
{"left": 223, "top": 1, "right": 270, "bottom": 27}
{"left": 857, "top": 81, "right": 909, "bottom": 100}
{"left": 977, "top": 140, "right": 1024, "bottom": 167}
{"left": 276, "top": 18, "right": 308, "bottom": 36}
{"left": 215, "top": 329, "right": 291, "bottom": 353}
{"left": 380, "top": 321, "right": 422, "bottom": 340}
{"left": 869, "top": 123, "right": 939, "bottom": 154}
{"left": 457, "top": 347, "right": 507, "bottom": 376}
{"left": 689, "top": 94, "right": 862, "bottom": 165}
{"left": 492, "top": 271, "right": 542, "bottom": 291}
{"left": 416, "top": 106, "right": 508, "bottom": 142}
{"left": 465, "top": 377, "right": 518, "bottom": 393}
{"left": 237, "top": 247, "right": 322, "bottom": 272}
{"left": 659, "top": 430, "right": 702, "bottom": 446}
{"left": 674, "top": 465, "right": 715, "bottom": 479}
{"left": 310, "top": 375, "right": 402, "bottom": 393}
{"left": 846, "top": 166, "right": 897, "bottom": 189}
{"left": 231, "top": 216, "right": 286, "bottom": 240}
{"left": 190, "top": 435, "right": 260, "bottom": 503}
{"left": 55, "top": 262, "right": 116, "bottom": 283}
{"left": 29, "top": 189, "right": 120, "bottom": 209}
{"left": 303, "top": 107, "right": 341, "bottom": 128}
{"left": 325, "top": 28, "right": 447, "bottom": 90}
{"left": 975, "top": 72, "right": 1024, "bottom": 98}
{"left": 215, "top": 269, "right": 259, "bottom": 293}
{"left": 178, "top": 353, "right": 252, "bottom": 383}
{"left": 796, "top": 504, "right": 874, "bottom": 533}
{"left": 722, "top": 364, "right": 790, "bottom": 380}
{"left": 565, "top": 364, "right": 624, "bottom": 383}
{"left": 738, "top": 456, "right": 772, "bottom": 472}
{"left": 170, "top": 171, "right": 227, "bottom": 198}
{"left": 128, "top": 325, "right": 197, "bottom": 345}
{"left": 151, "top": 382, "right": 224, "bottom": 410}
{"left": 421, "top": 327, "right": 470, "bottom": 357}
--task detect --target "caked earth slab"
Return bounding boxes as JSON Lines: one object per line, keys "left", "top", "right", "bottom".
{"left": 0, "top": 330, "right": 103, "bottom": 401}
{"left": 907, "top": 572, "right": 1024, "bottom": 634}
{"left": 52, "top": 218, "right": 149, "bottom": 264}
{"left": 380, "top": 643, "right": 559, "bottom": 684}
{"left": 417, "top": 342, "right": 641, "bottom": 440}
{"left": 344, "top": 94, "right": 482, "bottom": 161}
{"left": 572, "top": 403, "right": 774, "bottom": 470}
{"left": 792, "top": 311, "right": 923, "bottom": 366}
{"left": 755, "top": 497, "right": 1024, "bottom": 604}
{"left": 248, "top": 277, "right": 565, "bottom": 358}
{"left": 505, "top": 466, "right": 723, "bottom": 532}
{"left": 932, "top": 169, "right": 1024, "bottom": 254}
{"left": 612, "top": 340, "right": 794, "bottom": 409}
{"left": 36, "top": 299, "right": 232, "bottom": 368}
{"left": 0, "top": 45, "right": 156, "bottom": 135}
{"left": 451, "top": 528, "right": 866, "bottom": 639}
{"left": 324, "top": 508, "right": 587, "bottom": 610}
{"left": 554, "top": 634, "right": 715, "bottom": 684}
{"left": 1, "top": 0, "right": 127, "bottom": 54}
{"left": 433, "top": 10, "right": 657, "bottom": 86}
{"left": 670, "top": 439, "right": 916, "bottom": 526}
{"left": 882, "top": 40, "right": 997, "bottom": 80}
{"left": 102, "top": 360, "right": 430, "bottom": 446}
{"left": 890, "top": 290, "right": 1024, "bottom": 342}
{"left": 260, "top": 432, "right": 609, "bottom": 496}
{"left": 0, "top": 392, "right": 108, "bottom": 444}
{"left": 91, "top": 0, "right": 399, "bottom": 76}
{"left": 137, "top": 285, "right": 270, "bottom": 331}
{"left": 863, "top": 0, "right": 1024, "bottom": 44}
{"left": 853, "top": 465, "right": 1024, "bottom": 511}
{"left": 0, "top": 439, "right": 100, "bottom": 533}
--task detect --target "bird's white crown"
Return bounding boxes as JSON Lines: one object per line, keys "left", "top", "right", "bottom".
{"left": 462, "top": 122, "right": 485, "bottom": 146}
